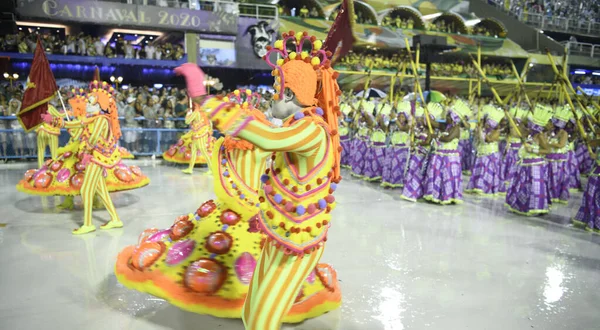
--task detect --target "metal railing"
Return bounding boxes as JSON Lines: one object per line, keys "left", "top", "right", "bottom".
{"left": 483, "top": 0, "right": 600, "bottom": 36}
{"left": 103, "top": 0, "right": 278, "bottom": 20}
{"left": 0, "top": 116, "right": 222, "bottom": 159}
{"left": 560, "top": 41, "right": 600, "bottom": 58}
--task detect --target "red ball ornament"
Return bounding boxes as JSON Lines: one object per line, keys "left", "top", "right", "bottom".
{"left": 138, "top": 228, "right": 160, "bottom": 246}
{"left": 70, "top": 173, "right": 84, "bottom": 189}
{"left": 74, "top": 161, "right": 86, "bottom": 172}
{"left": 174, "top": 214, "right": 190, "bottom": 224}
{"left": 114, "top": 168, "right": 133, "bottom": 182}
{"left": 197, "top": 200, "right": 216, "bottom": 217}
{"left": 170, "top": 220, "right": 194, "bottom": 241}
{"left": 184, "top": 151, "right": 192, "bottom": 160}
{"left": 184, "top": 259, "right": 227, "bottom": 294}
{"left": 50, "top": 161, "right": 63, "bottom": 172}
{"left": 131, "top": 241, "right": 165, "bottom": 270}
{"left": 130, "top": 165, "right": 142, "bottom": 176}
{"left": 220, "top": 210, "right": 241, "bottom": 226}
{"left": 167, "top": 147, "right": 177, "bottom": 156}
{"left": 205, "top": 231, "right": 233, "bottom": 254}
{"left": 23, "top": 169, "right": 36, "bottom": 182}
{"left": 34, "top": 172, "right": 53, "bottom": 188}
{"left": 176, "top": 139, "right": 184, "bottom": 146}
{"left": 62, "top": 151, "right": 72, "bottom": 158}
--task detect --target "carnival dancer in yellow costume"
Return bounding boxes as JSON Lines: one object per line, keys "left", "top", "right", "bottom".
{"left": 189, "top": 31, "right": 343, "bottom": 330}
{"left": 36, "top": 104, "right": 66, "bottom": 168}
{"left": 42, "top": 82, "right": 124, "bottom": 234}
{"left": 181, "top": 100, "right": 213, "bottom": 174}
{"left": 163, "top": 99, "right": 214, "bottom": 169}
{"left": 17, "top": 88, "right": 149, "bottom": 209}
{"left": 115, "top": 85, "right": 340, "bottom": 322}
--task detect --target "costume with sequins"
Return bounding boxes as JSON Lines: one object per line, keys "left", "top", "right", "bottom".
{"left": 115, "top": 86, "right": 341, "bottom": 323}
{"left": 162, "top": 109, "right": 214, "bottom": 166}
{"left": 17, "top": 94, "right": 149, "bottom": 197}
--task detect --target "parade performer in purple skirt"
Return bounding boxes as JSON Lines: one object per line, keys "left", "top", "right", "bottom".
{"left": 576, "top": 117, "right": 595, "bottom": 176}
{"left": 466, "top": 105, "right": 507, "bottom": 196}
{"left": 566, "top": 115, "right": 583, "bottom": 191}
{"left": 381, "top": 101, "right": 411, "bottom": 188}
{"left": 401, "top": 105, "right": 433, "bottom": 202}
{"left": 424, "top": 102, "right": 465, "bottom": 204}
{"left": 505, "top": 105, "right": 553, "bottom": 216}
{"left": 546, "top": 106, "right": 572, "bottom": 204}
{"left": 502, "top": 107, "right": 528, "bottom": 184}
{"left": 339, "top": 101, "right": 353, "bottom": 169}
{"left": 458, "top": 124, "right": 474, "bottom": 175}
{"left": 573, "top": 141, "right": 600, "bottom": 232}
{"left": 349, "top": 115, "right": 370, "bottom": 178}
{"left": 362, "top": 114, "right": 388, "bottom": 182}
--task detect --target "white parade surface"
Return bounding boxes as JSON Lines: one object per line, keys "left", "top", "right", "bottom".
{"left": 1, "top": 161, "right": 600, "bottom": 330}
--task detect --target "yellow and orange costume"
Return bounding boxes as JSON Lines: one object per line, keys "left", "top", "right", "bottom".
{"left": 115, "top": 86, "right": 341, "bottom": 324}
{"left": 42, "top": 82, "right": 127, "bottom": 234}
{"left": 17, "top": 89, "right": 149, "bottom": 206}
{"left": 163, "top": 101, "right": 214, "bottom": 171}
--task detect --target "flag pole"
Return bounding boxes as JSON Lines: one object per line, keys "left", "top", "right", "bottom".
{"left": 56, "top": 90, "right": 70, "bottom": 121}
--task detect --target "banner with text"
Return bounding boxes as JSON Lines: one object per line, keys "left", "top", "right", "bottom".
{"left": 16, "top": 0, "right": 238, "bottom": 34}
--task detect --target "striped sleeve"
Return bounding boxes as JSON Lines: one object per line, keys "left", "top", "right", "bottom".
{"left": 48, "top": 105, "right": 65, "bottom": 118}
{"left": 237, "top": 119, "right": 325, "bottom": 156}
{"left": 185, "top": 111, "right": 199, "bottom": 125}
{"left": 62, "top": 118, "right": 85, "bottom": 129}
{"left": 208, "top": 101, "right": 325, "bottom": 155}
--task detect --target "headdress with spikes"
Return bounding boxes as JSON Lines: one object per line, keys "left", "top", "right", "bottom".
{"left": 553, "top": 105, "right": 573, "bottom": 128}
{"left": 450, "top": 98, "right": 473, "bottom": 120}
{"left": 265, "top": 30, "right": 343, "bottom": 183}
{"left": 396, "top": 100, "right": 411, "bottom": 119}
{"left": 509, "top": 106, "right": 529, "bottom": 122}
{"left": 69, "top": 87, "right": 88, "bottom": 118}
{"left": 528, "top": 104, "right": 553, "bottom": 133}
{"left": 482, "top": 104, "right": 504, "bottom": 128}
{"left": 427, "top": 102, "right": 444, "bottom": 120}
{"left": 88, "top": 80, "right": 121, "bottom": 140}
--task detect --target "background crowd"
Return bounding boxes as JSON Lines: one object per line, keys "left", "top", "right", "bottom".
{"left": 0, "top": 29, "right": 185, "bottom": 60}
{"left": 489, "top": 0, "right": 600, "bottom": 24}
{"left": 337, "top": 52, "right": 515, "bottom": 79}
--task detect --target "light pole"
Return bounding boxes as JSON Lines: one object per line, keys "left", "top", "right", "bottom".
{"left": 3, "top": 73, "right": 19, "bottom": 89}
{"left": 110, "top": 76, "right": 123, "bottom": 89}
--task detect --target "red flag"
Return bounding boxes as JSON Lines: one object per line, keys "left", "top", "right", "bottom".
{"left": 18, "top": 38, "right": 58, "bottom": 132}
{"left": 323, "top": 0, "right": 356, "bottom": 64}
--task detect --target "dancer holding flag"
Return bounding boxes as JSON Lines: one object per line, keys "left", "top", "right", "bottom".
{"left": 42, "top": 82, "right": 124, "bottom": 234}
{"left": 16, "top": 37, "right": 64, "bottom": 169}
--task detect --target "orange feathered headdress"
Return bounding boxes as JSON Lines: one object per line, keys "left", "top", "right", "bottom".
{"left": 89, "top": 80, "right": 121, "bottom": 140}
{"left": 265, "top": 30, "right": 342, "bottom": 183}
{"left": 68, "top": 88, "right": 88, "bottom": 118}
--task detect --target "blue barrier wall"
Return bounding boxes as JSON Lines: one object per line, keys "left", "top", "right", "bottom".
{"left": 0, "top": 116, "right": 222, "bottom": 159}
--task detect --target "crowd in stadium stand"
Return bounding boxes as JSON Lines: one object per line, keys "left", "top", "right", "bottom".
{"left": 337, "top": 52, "right": 515, "bottom": 79}
{"left": 0, "top": 30, "right": 185, "bottom": 60}
{"left": 489, "top": 0, "right": 600, "bottom": 23}
{"left": 572, "top": 74, "right": 600, "bottom": 85}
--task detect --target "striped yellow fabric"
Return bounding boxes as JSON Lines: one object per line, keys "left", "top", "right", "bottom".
{"left": 242, "top": 239, "right": 324, "bottom": 330}
{"left": 36, "top": 130, "right": 59, "bottom": 168}
{"left": 81, "top": 163, "right": 119, "bottom": 227}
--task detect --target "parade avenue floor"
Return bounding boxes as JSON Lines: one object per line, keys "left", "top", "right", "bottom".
{"left": 1, "top": 160, "right": 600, "bottom": 330}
